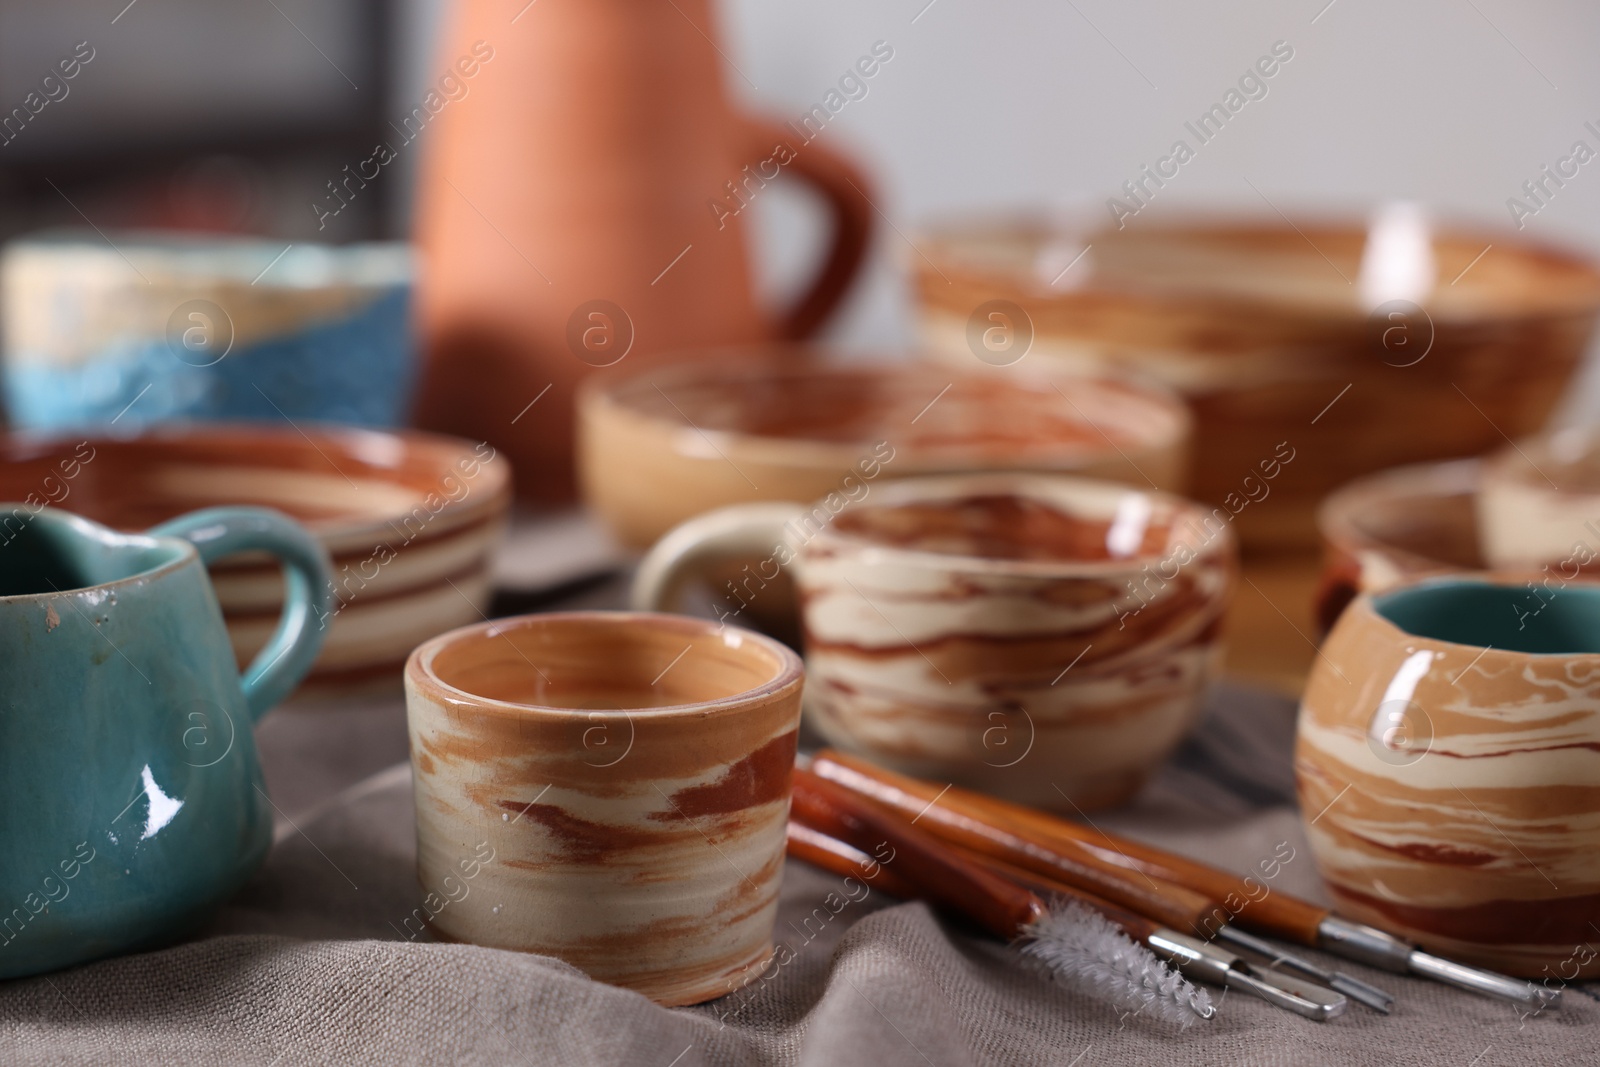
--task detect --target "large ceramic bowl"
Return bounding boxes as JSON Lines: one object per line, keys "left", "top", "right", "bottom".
{"left": 577, "top": 347, "right": 1192, "bottom": 549}
{"left": 0, "top": 425, "right": 510, "bottom": 699}
{"left": 911, "top": 213, "right": 1600, "bottom": 552}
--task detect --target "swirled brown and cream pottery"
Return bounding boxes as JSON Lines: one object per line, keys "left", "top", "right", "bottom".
{"left": 0, "top": 425, "right": 510, "bottom": 699}
{"left": 1314, "top": 459, "right": 1484, "bottom": 632}
{"left": 578, "top": 347, "right": 1190, "bottom": 549}
{"left": 1479, "top": 427, "right": 1600, "bottom": 572}
{"left": 1296, "top": 576, "right": 1600, "bottom": 977}
{"left": 911, "top": 214, "right": 1600, "bottom": 551}
{"left": 404, "top": 611, "right": 804, "bottom": 1005}
{"left": 633, "top": 474, "right": 1236, "bottom": 811}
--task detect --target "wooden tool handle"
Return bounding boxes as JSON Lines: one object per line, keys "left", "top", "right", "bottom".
{"left": 789, "top": 817, "right": 1162, "bottom": 944}
{"left": 813, "top": 750, "right": 1330, "bottom": 945}
{"left": 790, "top": 768, "right": 1043, "bottom": 940}
{"left": 805, "top": 757, "right": 1215, "bottom": 933}
{"left": 785, "top": 821, "right": 917, "bottom": 899}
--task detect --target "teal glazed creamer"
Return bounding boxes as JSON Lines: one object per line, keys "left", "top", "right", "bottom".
{"left": 0, "top": 505, "right": 331, "bottom": 978}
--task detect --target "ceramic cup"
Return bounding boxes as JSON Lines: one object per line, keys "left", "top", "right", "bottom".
{"left": 0, "top": 504, "right": 331, "bottom": 979}
{"left": 404, "top": 611, "right": 804, "bottom": 1006}
{"left": 1296, "top": 576, "right": 1600, "bottom": 977}
{"left": 633, "top": 474, "right": 1237, "bottom": 811}
{"left": 1478, "top": 427, "right": 1600, "bottom": 573}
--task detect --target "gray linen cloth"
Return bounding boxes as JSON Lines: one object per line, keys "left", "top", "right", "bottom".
{"left": 0, "top": 683, "right": 1589, "bottom": 1065}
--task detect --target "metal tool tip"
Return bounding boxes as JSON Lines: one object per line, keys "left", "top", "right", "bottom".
{"left": 1330, "top": 973, "right": 1395, "bottom": 1014}
{"left": 1409, "top": 949, "right": 1559, "bottom": 1011}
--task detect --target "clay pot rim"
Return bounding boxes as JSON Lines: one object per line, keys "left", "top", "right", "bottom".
{"left": 406, "top": 609, "right": 805, "bottom": 720}
{"left": 1317, "top": 457, "right": 1483, "bottom": 575}
{"left": 909, "top": 210, "right": 1600, "bottom": 323}
{"left": 0, "top": 422, "right": 512, "bottom": 550}
{"left": 809, "top": 471, "right": 1236, "bottom": 578}
{"left": 579, "top": 347, "right": 1191, "bottom": 470}
{"left": 1347, "top": 572, "right": 1600, "bottom": 660}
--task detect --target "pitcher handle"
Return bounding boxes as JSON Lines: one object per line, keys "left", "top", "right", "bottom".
{"left": 737, "top": 115, "right": 875, "bottom": 340}
{"left": 150, "top": 506, "right": 334, "bottom": 722}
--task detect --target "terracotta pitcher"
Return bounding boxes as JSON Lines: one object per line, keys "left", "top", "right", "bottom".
{"left": 411, "top": 0, "right": 876, "bottom": 502}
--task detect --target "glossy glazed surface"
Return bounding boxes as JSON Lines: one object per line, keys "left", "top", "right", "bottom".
{"left": 913, "top": 216, "right": 1600, "bottom": 551}
{"left": 1296, "top": 579, "right": 1600, "bottom": 976}
{"left": 632, "top": 474, "right": 1234, "bottom": 811}
{"left": 579, "top": 348, "right": 1191, "bottom": 548}
{"left": 0, "top": 425, "right": 510, "bottom": 699}
{"left": 405, "top": 612, "right": 804, "bottom": 1005}
{"left": 0, "top": 506, "right": 329, "bottom": 979}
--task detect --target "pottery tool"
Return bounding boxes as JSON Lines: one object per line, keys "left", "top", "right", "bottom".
{"left": 797, "top": 752, "right": 1391, "bottom": 1014}
{"left": 791, "top": 769, "right": 1350, "bottom": 1024}
{"left": 810, "top": 749, "right": 1557, "bottom": 1012}
{"left": 786, "top": 782, "right": 1212, "bottom": 1028}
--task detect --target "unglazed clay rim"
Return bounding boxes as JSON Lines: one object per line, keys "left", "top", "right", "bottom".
{"left": 407, "top": 610, "right": 805, "bottom": 721}
{"left": 1316, "top": 457, "right": 1482, "bottom": 574}
{"left": 0, "top": 506, "right": 197, "bottom": 603}
{"left": 581, "top": 350, "right": 1190, "bottom": 472}
{"left": 808, "top": 471, "right": 1235, "bottom": 578}
{"left": 909, "top": 211, "right": 1600, "bottom": 321}
{"left": 2, "top": 422, "right": 513, "bottom": 546}
{"left": 1355, "top": 574, "right": 1600, "bottom": 660}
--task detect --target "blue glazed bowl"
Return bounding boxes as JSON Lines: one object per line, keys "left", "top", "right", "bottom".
{"left": 1, "top": 233, "right": 416, "bottom": 431}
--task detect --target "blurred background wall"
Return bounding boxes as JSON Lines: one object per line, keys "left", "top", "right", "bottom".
{"left": 7, "top": 0, "right": 1599, "bottom": 411}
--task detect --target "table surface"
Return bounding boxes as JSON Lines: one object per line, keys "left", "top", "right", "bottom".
{"left": 1224, "top": 553, "right": 1323, "bottom": 698}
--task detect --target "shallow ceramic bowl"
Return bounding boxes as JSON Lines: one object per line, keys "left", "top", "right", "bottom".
{"left": 0, "top": 424, "right": 510, "bottom": 699}
{"left": 577, "top": 347, "right": 1191, "bottom": 549}
{"left": 1314, "top": 459, "right": 1485, "bottom": 631}
{"left": 911, "top": 214, "right": 1600, "bottom": 552}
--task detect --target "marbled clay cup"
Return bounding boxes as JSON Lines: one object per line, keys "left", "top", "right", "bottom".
{"left": 1297, "top": 577, "right": 1600, "bottom": 977}
{"left": 404, "top": 611, "right": 803, "bottom": 1005}
{"left": 634, "top": 474, "right": 1236, "bottom": 810}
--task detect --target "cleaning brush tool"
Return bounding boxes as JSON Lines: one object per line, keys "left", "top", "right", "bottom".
{"left": 789, "top": 769, "right": 1216, "bottom": 1027}
{"left": 793, "top": 817, "right": 1213, "bottom": 1026}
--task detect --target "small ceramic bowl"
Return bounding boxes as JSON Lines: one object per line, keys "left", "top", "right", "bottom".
{"left": 1314, "top": 458, "right": 1485, "bottom": 631}
{"left": 577, "top": 346, "right": 1192, "bottom": 549}
{"left": 1298, "top": 575, "right": 1600, "bottom": 976}
{"left": 911, "top": 213, "right": 1600, "bottom": 552}
{"left": 0, "top": 424, "right": 510, "bottom": 699}
{"left": 2, "top": 232, "right": 415, "bottom": 432}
